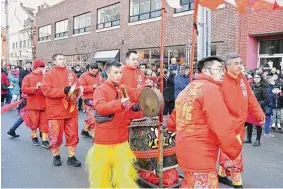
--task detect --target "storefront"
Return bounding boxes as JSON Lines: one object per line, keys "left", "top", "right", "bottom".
{"left": 258, "top": 39, "right": 283, "bottom": 70}
{"left": 133, "top": 45, "right": 188, "bottom": 68}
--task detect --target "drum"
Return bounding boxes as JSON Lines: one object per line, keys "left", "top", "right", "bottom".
{"left": 129, "top": 116, "right": 178, "bottom": 172}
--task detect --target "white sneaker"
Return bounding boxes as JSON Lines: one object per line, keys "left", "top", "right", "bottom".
{"left": 277, "top": 124, "right": 282, "bottom": 129}
{"left": 271, "top": 123, "right": 276, "bottom": 128}
{"left": 264, "top": 133, "right": 275, "bottom": 138}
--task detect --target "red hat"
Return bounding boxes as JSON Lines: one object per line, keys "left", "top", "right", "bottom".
{"left": 33, "top": 59, "right": 45, "bottom": 70}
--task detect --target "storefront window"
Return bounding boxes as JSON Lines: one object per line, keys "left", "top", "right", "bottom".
{"left": 132, "top": 45, "right": 187, "bottom": 68}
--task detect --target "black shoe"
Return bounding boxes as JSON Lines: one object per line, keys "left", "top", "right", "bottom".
{"left": 7, "top": 130, "right": 20, "bottom": 137}
{"left": 233, "top": 185, "right": 243, "bottom": 188}
{"left": 32, "top": 137, "right": 40, "bottom": 146}
{"left": 244, "top": 138, "right": 251, "bottom": 143}
{"left": 253, "top": 140, "right": 260, "bottom": 147}
{"left": 67, "top": 156, "right": 81, "bottom": 167}
{"left": 81, "top": 130, "right": 92, "bottom": 139}
{"left": 53, "top": 155, "right": 62, "bottom": 166}
{"left": 218, "top": 175, "right": 233, "bottom": 186}
{"left": 41, "top": 141, "right": 50, "bottom": 149}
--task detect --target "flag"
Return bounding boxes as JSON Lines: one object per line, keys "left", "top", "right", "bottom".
{"left": 166, "top": 0, "right": 182, "bottom": 8}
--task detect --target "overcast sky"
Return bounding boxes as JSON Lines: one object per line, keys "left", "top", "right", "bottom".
{"left": 1, "top": 0, "right": 64, "bottom": 27}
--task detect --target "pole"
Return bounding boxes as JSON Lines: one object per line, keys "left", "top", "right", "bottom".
{"left": 157, "top": 0, "right": 166, "bottom": 188}
{"left": 190, "top": 0, "right": 199, "bottom": 81}
{"left": 5, "top": 0, "right": 9, "bottom": 64}
{"left": 207, "top": 8, "right": 212, "bottom": 57}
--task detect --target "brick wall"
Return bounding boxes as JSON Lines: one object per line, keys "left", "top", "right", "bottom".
{"left": 36, "top": 0, "right": 239, "bottom": 64}
{"left": 238, "top": 9, "right": 283, "bottom": 65}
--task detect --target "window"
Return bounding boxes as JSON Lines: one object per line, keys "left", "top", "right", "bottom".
{"left": 38, "top": 25, "right": 51, "bottom": 41}
{"left": 73, "top": 13, "right": 91, "bottom": 34}
{"left": 27, "top": 39, "right": 31, "bottom": 47}
{"left": 15, "top": 42, "right": 17, "bottom": 49}
{"left": 55, "top": 19, "right": 68, "bottom": 38}
{"left": 97, "top": 3, "right": 120, "bottom": 29}
{"left": 20, "top": 41, "right": 22, "bottom": 48}
{"left": 129, "top": 0, "right": 161, "bottom": 23}
{"left": 23, "top": 40, "right": 26, "bottom": 47}
{"left": 175, "top": 0, "right": 194, "bottom": 14}
{"left": 12, "top": 42, "right": 15, "bottom": 49}
{"left": 259, "top": 39, "right": 283, "bottom": 54}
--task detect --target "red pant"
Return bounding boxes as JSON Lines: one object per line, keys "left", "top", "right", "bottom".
{"left": 23, "top": 110, "right": 48, "bottom": 133}
{"left": 182, "top": 171, "right": 218, "bottom": 188}
{"left": 219, "top": 149, "right": 243, "bottom": 174}
{"left": 48, "top": 117, "right": 78, "bottom": 156}
{"left": 85, "top": 103, "right": 95, "bottom": 130}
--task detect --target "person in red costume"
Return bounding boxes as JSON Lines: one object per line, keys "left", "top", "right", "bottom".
{"left": 42, "top": 54, "right": 81, "bottom": 167}
{"left": 79, "top": 62, "right": 105, "bottom": 138}
{"left": 218, "top": 53, "right": 265, "bottom": 188}
{"left": 21, "top": 60, "right": 49, "bottom": 148}
{"left": 167, "top": 56, "right": 243, "bottom": 189}
{"left": 120, "top": 50, "right": 146, "bottom": 88}
{"left": 86, "top": 60, "right": 143, "bottom": 188}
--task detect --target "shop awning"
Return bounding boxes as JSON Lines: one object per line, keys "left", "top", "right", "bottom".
{"left": 93, "top": 50, "right": 119, "bottom": 62}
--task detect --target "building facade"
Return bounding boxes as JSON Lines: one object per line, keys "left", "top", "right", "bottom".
{"left": 8, "top": 3, "right": 36, "bottom": 66}
{"left": 238, "top": 9, "right": 283, "bottom": 70}
{"left": 1, "top": 26, "right": 7, "bottom": 67}
{"left": 36, "top": 0, "right": 239, "bottom": 68}
{"left": 35, "top": 0, "right": 283, "bottom": 70}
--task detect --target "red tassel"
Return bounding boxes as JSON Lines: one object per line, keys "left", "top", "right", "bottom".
{"left": 1, "top": 100, "right": 23, "bottom": 114}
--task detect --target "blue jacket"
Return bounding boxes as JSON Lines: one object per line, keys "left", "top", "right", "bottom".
{"left": 174, "top": 74, "right": 190, "bottom": 98}
{"left": 8, "top": 73, "right": 20, "bottom": 96}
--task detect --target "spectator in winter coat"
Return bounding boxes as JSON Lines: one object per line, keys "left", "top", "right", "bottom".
{"left": 1, "top": 68, "right": 10, "bottom": 106}
{"left": 168, "top": 57, "right": 179, "bottom": 74}
{"left": 174, "top": 64, "right": 190, "bottom": 99}
{"left": 163, "top": 69, "right": 175, "bottom": 115}
{"left": 8, "top": 65, "right": 20, "bottom": 103}
{"left": 73, "top": 65, "right": 83, "bottom": 111}
{"left": 245, "top": 73, "right": 272, "bottom": 146}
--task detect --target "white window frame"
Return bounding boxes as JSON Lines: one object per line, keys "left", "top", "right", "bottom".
{"left": 129, "top": 0, "right": 162, "bottom": 23}
{"left": 55, "top": 19, "right": 68, "bottom": 38}
{"left": 38, "top": 25, "right": 52, "bottom": 41}
{"left": 97, "top": 3, "right": 120, "bottom": 30}
{"left": 73, "top": 12, "right": 91, "bottom": 34}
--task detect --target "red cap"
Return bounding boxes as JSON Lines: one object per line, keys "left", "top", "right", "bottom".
{"left": 33, "top": 59, "right": 45, "bottom": 70}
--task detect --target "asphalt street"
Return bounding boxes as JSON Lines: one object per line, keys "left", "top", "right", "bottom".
{"left": 2, "top": 110, "right": 283, "bottom": 188}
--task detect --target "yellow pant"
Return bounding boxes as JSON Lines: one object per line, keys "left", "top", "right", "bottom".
{"left": 86, "top": 142, "right": 138, "bottom": 188}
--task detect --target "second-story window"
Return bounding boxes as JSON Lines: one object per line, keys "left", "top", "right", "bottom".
{"left": 55, "top": 19, "right": 68, "bottom": 38}
{"left": 38, "top": 25, "right": 51, "bottom": 41}
{"left": 129, "top": 0, "right": 161, "bottom": 23}
{"left": 73, "top": 13, "right": 91, "bottom": 34}
{"left": 20, "top": 41, "right": 22, "bottom": 48}
{"left": 23, "top": 40, "right": 26, "bottom": 47}
{"left": 97, "top": 3, "right": 120, "bottom": 30}
{"left": 174, "top": 0, "right": 194, "bottom": 14}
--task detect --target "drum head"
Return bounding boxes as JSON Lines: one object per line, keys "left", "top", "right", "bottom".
{"left": 139, "top": 87, "right": 164, "bottom": 117}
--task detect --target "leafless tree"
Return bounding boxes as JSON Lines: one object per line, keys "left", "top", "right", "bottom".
{"left": 74, "top": 40, "right": 96, "bottom": 64}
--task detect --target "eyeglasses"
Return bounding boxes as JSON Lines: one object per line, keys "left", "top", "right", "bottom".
{"left": 206, "top": 67, "right": 224, "bottom": 73}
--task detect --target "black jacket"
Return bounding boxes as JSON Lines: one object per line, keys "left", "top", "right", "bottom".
{"left": 251, "top": 83, "right": 273, "bottom": 116}
{"left": 163, "top": 74, "right": 175, "bottom": 102}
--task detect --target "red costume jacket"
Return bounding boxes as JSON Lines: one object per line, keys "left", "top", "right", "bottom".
{"left": 167, "top": 74, "right": 242, "bottom": 173}
{"left": 120, "top": 65, "right": 145, "bottom": 88}
{"left": 79, "top": 72, "right": 105, "bottom": 100}
{"left": 42, "top": 67, "right": 78, "bottom": 119}
{"left": 22, "top": 72, "right": 46, "bottom": 110}
{"left": 221, "top": 72, "right": 265, "bottom": 135}
{"left": 93, "top": 80, "right": 143, "bottom": 145}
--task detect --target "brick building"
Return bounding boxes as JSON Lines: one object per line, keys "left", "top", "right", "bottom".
{"left": 35, "top": 0, "right": 283, "bottom": 70}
